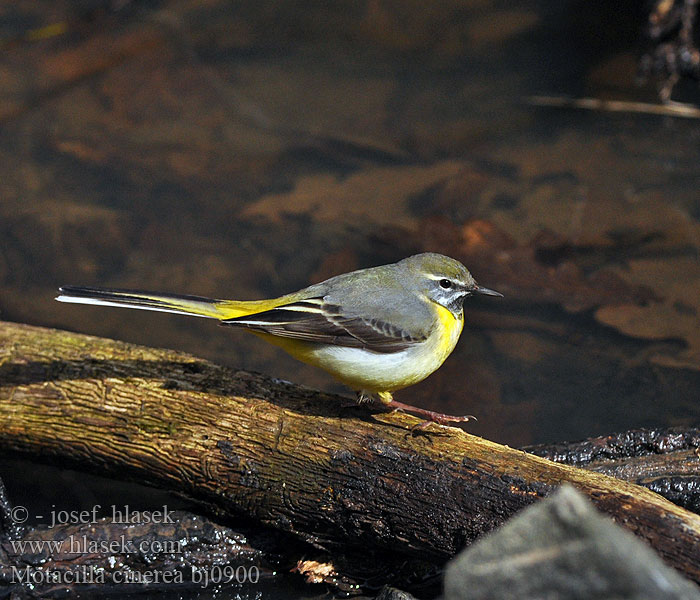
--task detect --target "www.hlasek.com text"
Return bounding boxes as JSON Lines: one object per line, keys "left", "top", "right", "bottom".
{"left": 10, "top": 534, "right": 182, "bottom": 556}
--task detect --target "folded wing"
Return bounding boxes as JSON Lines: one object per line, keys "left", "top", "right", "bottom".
{"left": 222, "top": 298, "right": 425, "bottom": 353}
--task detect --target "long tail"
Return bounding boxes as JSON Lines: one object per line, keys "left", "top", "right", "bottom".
{"left": 56, "top": 285, "right": 284, "bottom": 320}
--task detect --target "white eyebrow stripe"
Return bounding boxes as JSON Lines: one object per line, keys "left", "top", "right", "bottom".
{"left": 424, "top": 274, "right": 469, "bottom": 286}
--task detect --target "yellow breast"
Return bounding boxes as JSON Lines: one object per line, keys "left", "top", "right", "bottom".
{"left": 433, "top": 303, "right": 464, "bottom": 362}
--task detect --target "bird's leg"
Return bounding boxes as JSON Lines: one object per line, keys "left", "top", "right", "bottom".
{"left": 360, "top": 391, "right": 476, "bottom": 427}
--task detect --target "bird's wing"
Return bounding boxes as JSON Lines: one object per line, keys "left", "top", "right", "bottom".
{"left": 221, "top": 298, "right": 426, "bottom": 353}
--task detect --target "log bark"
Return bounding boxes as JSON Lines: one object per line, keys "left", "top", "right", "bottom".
{"left": 2, "top": 321, "right": 700, "bottom": 582}
{"left": 526, "top": 428, "right": 700, "bottom": 513}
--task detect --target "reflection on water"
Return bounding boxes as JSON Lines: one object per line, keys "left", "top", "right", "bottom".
{"left": 1, "top": 0, "right": 699, "bottom": 595}
{"left": 2, "top": 0, "right": 699, "bottom": 443}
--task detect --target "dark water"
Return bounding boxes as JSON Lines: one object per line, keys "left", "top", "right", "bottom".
{"left": 1, "top": 0, "right": 699, "bottom": 597}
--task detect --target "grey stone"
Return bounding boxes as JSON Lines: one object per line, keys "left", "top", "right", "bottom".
{"left": 374, "top": 586, "right": 419, "bottom": 600}
{"left": 444, "top": 485, "right": 700, "bottom": 600}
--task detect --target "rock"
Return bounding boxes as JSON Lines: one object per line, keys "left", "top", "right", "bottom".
{"left": 374, "top": 586, "right": 418, "bottom": 600}
{"left": 444, "top": 485, "right": 700, "bottom": 600}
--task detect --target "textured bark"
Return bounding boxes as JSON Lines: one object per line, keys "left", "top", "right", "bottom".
{"left": 526, "top": 428, "right": 700, "bottom": 513}
{"left": 2, "top": 321, "right": 700, "bottom": 582}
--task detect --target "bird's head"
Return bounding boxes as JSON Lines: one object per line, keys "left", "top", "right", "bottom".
{"left": 400, "top": 253, "right": 502, "bottom": 316}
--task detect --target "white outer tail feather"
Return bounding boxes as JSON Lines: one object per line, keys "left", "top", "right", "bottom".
{"left": 55, "top": 294, "right": 216, "bottom": 318}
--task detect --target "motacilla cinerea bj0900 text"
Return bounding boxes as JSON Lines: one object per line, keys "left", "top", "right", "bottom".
{"left": 56, "top": 252, "right": 502, "bottom": 425}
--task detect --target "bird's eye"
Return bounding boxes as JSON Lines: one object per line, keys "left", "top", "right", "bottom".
{"left": 439, "top": 279, "right": 452, "bottom": 289}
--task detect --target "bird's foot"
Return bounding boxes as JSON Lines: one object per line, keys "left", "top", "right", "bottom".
{"left": 387, "top": 399, "right": 477, "bottom": 429}
{"left": 357, "top": 391, "right": 476, "bottom": 428}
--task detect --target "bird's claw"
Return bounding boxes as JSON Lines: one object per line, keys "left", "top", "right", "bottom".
{"left": 410, "top": 413, "right": 477, "bottom": 430}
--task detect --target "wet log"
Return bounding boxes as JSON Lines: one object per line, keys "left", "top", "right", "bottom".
{"left": 2, "top": 321, "right": 700, "bottom": 583}
{"left": 526, "top": 428, "right": 700, "bottom": 514}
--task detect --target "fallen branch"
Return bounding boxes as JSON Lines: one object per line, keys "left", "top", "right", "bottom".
{"left": 527, "top": 428, "right": 700, "bottom": 513}
{"left": 2, "top": 321, "right": 700, "bottom": 583}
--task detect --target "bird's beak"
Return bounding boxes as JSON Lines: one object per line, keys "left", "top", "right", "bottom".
{"left": 473, "top": 285, "right": 503, "bottom": 297}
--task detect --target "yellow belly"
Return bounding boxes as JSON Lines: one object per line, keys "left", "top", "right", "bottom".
{"left": 251, "top": 304, "right": 464, "bottom": 393}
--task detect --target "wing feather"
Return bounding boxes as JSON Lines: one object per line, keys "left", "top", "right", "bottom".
{"left": 222, "top": 298, "right": 425, "bottom": 353}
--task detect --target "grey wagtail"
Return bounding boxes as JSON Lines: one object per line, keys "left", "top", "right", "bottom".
{"left": 56, "top": 253, "right": 502, "bottom": 425}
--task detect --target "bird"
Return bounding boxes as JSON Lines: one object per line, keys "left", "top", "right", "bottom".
{"left": 56, "top": 252, "right": 502, "bottom": 425}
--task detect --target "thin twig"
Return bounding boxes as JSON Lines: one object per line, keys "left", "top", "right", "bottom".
{"left": 527, "top": 95, "right": 700, "bottom": 119}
